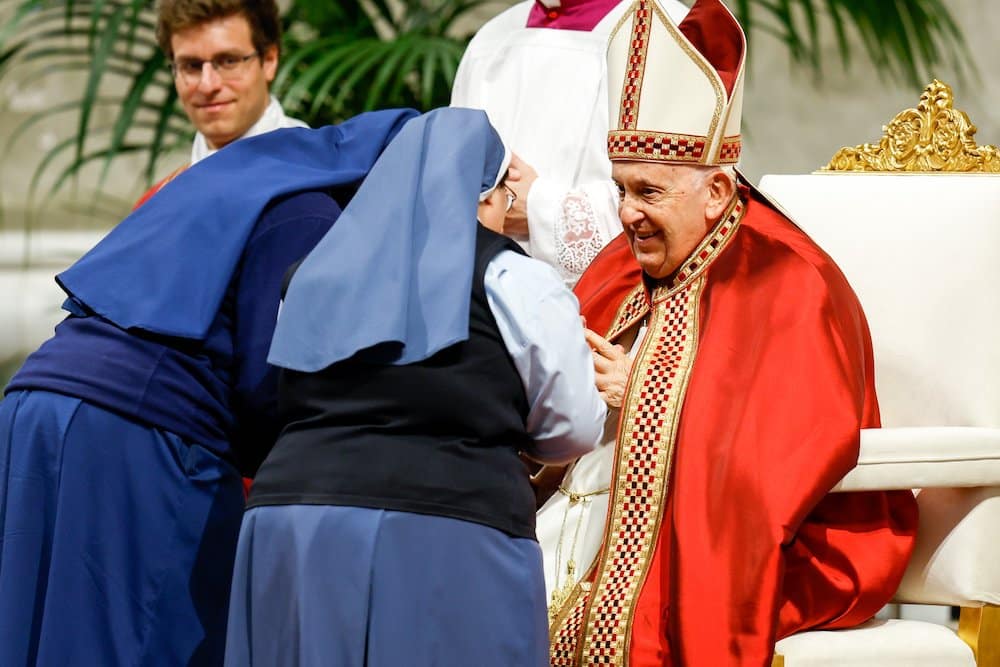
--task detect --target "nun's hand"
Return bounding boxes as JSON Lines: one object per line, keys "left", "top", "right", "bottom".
{"left": 520, "top": 452, "right": 569, "bottom": 508}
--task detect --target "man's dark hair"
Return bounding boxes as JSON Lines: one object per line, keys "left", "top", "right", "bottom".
{"left": 156, "top": 0, "right": 281, "bottom": 60}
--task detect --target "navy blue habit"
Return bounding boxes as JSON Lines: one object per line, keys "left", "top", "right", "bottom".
{"left": 0, "top": 108, "right": 417, "bottom": 667}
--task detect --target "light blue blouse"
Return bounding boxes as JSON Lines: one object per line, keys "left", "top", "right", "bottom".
{"left": 484, "top": 250, "right": 607, "bottom": 464}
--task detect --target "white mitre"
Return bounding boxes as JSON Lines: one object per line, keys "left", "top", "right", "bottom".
{"left": 606, "top": 0, "right": 746, "bottom": 166}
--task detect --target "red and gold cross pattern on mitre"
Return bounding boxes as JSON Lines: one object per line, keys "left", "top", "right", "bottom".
{"left": 607, "top": 0, "right": 746, "bottom": 166}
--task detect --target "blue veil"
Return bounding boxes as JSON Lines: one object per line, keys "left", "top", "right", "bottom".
{"left": 267, "top": 107, "right": 509, "bottom": 372}
{"left": 56, "top": 108, "right": 418, "bottom": 340}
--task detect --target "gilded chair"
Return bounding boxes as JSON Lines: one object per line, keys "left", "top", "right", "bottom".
{"left": 760, "top": 81, "right": 1000, "bottom": 667}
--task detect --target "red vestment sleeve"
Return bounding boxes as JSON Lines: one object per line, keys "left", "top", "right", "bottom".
{"left": 573, "top": 233, "right": 643, "bottom": 335}
{"left": 665, "top": 197, "right": 917, "bottom": 665}
{"left": 778, "top": 489, "right": 918, "bottom": 636}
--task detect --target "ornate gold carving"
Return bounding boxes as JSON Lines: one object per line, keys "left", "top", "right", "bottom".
{"left": 825, "top": 80, "right": 999, "bottom": 173}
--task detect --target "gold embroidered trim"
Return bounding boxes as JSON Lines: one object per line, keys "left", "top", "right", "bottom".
{"left": 718, "top": 135, "right": 742, "bottom": 163}
{"left": 608, "top": 0, "right": 642, "bottom": 39}
{"left": 550, "top": 576, "right": 594, "bottom": 665}
{"left": 548, "top": 196, "right": 746, "bottom": 665}
{"left": 607, "top": 133, "right": 741, "bottom": 165}
{"left": 548, "top": 277, "right": 704, "bottom": 665}
{"left": 666, "top": 194, "right": 743, "bottom": 292}
{"left": 608, "top": 130, "right": 708, "bottom": 162}
{"left": 824, "top": 80, "right": 999, "bottom": 173}
{"left": 604, "top": 284, "right": 649, "bottom": 342}
{"left": 617, "top": 0, "right": 652, "bottom": 131}
{"left": 548, "top": 485, "right": 611, "bottom": 622}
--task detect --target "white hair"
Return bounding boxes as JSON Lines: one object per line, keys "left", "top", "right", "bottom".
{"left": 691, "top": 164, "right": 737, "bottom": 188}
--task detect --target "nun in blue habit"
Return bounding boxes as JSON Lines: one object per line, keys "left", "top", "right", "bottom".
{"left": 0, "top": 108, "right": 417, "bottom": 667}
{"left": 225, "top": 107, "right": 607, "bottom": 667}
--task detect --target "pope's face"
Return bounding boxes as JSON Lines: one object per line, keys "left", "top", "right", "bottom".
{"left": 170, "top": 13, "right": 277, "bottom": 150}
{"left": 613, "top": 161, "right": 714, "bottom": 280}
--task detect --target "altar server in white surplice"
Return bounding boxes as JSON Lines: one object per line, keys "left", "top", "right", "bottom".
{"left": 451, "top": 0, "right": 688, "bottom": 287}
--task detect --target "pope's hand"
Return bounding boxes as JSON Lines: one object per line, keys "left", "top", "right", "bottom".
{"left": 504, "top": 153, "right": 537, "bottom": 237}
{"left": 584, "top": 328, "right": 629, "bottom": 409}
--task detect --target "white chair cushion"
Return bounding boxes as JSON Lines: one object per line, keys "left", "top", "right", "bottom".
{"left": 833, "top": 427, "right": 1000, "bottom": 491}
{"left": 758, "top": 173, "right": 1000, "bottom": 429}
{"left": 896, "top": 486, "right": 1000, "bottom": 606}
{"left": 775, "top": 619, "right": 975, "bottom": 667}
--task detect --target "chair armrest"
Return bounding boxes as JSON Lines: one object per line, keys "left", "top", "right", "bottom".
{"left": 773, "top": 618, "right": 976, "bottom": 667}
{"left": 832, "top": 427, "right": 1000, "bottom": 492}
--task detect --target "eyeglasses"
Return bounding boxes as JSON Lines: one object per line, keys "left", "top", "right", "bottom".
{"left": 503, "top": 184, "right": 517, "bottom": 212}
{"left": 169, "top": 52, "right": 259, "bottom": 84}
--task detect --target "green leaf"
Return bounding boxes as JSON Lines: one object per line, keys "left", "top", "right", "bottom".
{"left": 97, "top": 47, "right": 168, "bottom": 190}
{"left": 363, "top": 35, "right": 413, "bottom": 109}
{"left": 0, "top": 0, "right": 979, "bottom": 217}
{"left": 147, "top": 84, "right": 187, "bottom": 183}
{"left": 73, "top": 2, "right": 126, "bottom": 173}
{"left": 3, "top": 96, "right": 117, "bottom": 155}
{"left": 0, "top": 0, "right": 45, "bottom": 48}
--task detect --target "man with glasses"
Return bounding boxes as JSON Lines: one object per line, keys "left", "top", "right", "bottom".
{"left": 135, "top": 0, "right": 304, "bottom": 206}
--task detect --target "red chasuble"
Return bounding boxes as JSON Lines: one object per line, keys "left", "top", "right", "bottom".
{"left": 552, "top": 186, "right": 918, "bottom": 666}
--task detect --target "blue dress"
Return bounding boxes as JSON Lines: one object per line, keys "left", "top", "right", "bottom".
{"left": 0, "top": 191, "right": 341, "bottom": 666}
{"left": 225, "top": 506, "right": 549, "bottom": 667}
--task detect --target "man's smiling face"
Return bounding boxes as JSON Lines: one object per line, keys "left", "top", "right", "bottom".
{"left": 170, "top": 13, "right": 277, "bottom": 150}
{"left": 613, "top": 161, "right": 715, "bottom": 280}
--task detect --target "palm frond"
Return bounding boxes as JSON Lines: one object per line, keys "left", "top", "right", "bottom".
{"left": 0, "top": 0, "right": 977, "bottom": 217}
{"left": 735, "top": 0, "right": 972, "bottom": 86}
{"left": 277, "top": 0, "right": 484, "bottom": 124}
{"left": 97, "top": 47, "right": 170, "bottom": 190}
{"left": 76, "top": 2, "right": 126, "bottom": 174}
{"left": 0, "top": 0, "right": 187, "bottom": 204}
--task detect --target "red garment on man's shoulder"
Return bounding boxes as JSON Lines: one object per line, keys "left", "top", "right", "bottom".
{"left": 132, "top": 165, "right": 189, "bottom": 210}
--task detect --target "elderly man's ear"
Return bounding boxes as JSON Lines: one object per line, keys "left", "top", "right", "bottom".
{"left": 704, "top": 169, "right": 737, "bottom": 222}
